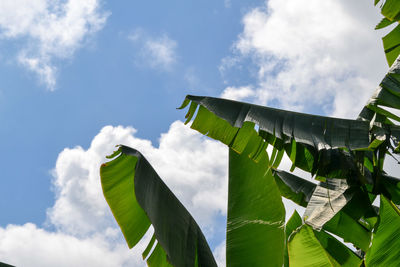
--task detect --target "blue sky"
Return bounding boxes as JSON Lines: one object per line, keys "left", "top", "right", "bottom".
{"left": 0, "top": 0, "right": 391, "bottom": 266}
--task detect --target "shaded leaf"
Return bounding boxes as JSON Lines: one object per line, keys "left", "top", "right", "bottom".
{"left": 365, "top": 196, "right": 400, "bottom": 266}
{"left": 273, "top": 170, "right": 316, "bottom": 207}
{"left": 100, "top": 146, "right": 217, "bottom": 267}
{"left": 227, "top": 146, "right": 285, "bottom": 267}
{"left": 180, "top": 95, "right": 370, "bottom": 178}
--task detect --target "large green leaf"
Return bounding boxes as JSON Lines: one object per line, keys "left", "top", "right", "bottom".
{"left": 365, "top": 196, "right": 400, "bottom": 266}
{"left": 100, "top": 146, "right": 217, "bottom": 267}
{"left": 288, "top": 225, "right": 361, "bottom": 267}
{"left": 227, "top": 145, "right": 285, "bottom": 267}
{"left": 180, "top": 95, "right": 369, "bottom": 178}
{"left": 284, "top": 211, "right": 302, "bottom": 267}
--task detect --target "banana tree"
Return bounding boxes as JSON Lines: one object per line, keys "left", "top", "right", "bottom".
{"left": 100, "top": 2, "right": 400, "bottom": 266}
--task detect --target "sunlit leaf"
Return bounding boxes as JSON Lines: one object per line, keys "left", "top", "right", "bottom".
{"left": 289, "top": 225, "right": 361, "bottom": 267}
{"left": 365, "top": 196, "right": 400, "bottom": 266}
{"left": 284, "top": 211, "right": 302, "bottom": 267}
{"left": 227, "top": 145, "right": 285, "bottom": 267}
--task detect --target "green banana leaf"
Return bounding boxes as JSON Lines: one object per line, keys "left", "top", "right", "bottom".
{"left": 358, "top": 55, "right": 400, "bottom": 124}
{"left": 374, "top": 0, "right": 400, "bottom": 66}
{"left": 288, "top": 225, "right": 362, "bottom": 267}
{"left": 284, "top": 211, "right": 302, "bottom": 267}
{"left": 227, "top": 142, "right": 285, "bottom": 266}
{"left": 379, "top": 0, "right": 400, "bottom": 21}
{"left": 365, "top": 196, "right": 400, "bottom": 266}
{"left": 100, "top": 146, "right": 217, "bottom": 267}
{"left": 179, "top": 95, "right": 369, "bottom": 178}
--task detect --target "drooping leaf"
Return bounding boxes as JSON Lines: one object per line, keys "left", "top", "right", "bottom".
{"left": 227, "top": 146, "right": 285, "bottom": 267}
{"left": 365, "top": 196, "right": 400, "bottom": 266}
{"left": 288, "top": 225, "right": 361, "bottom": 267}
{"left": 303, "top": 179, "right": 353, "bottom": 230}
{"left": 180, "top": 95, "right": 370, "bottom": 178}
{"left": 284, "top": 211, "right": 302, "bottom": 267}
{"left": 273, "top": 170, "right": 316, "bottom": 207}
{"left": 100, "top": 146, "right": 217, "bottom": 267}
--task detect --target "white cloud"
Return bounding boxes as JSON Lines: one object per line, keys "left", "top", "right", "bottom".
{"left": 129, "top": 29, "right": 178, "bottom": 71}
{"left": 0, "top": 223, "right": 144, "bottom": 267}
{"left": 0, "top": 121, "right": 227, "bottom": 266}
{"left": 220, "top": 85, "right": 255, "bottom": 101}
{"left": 0, "top": 0, "right": 109, "bottom": 90}
{"left": 221, "top": 0, "right": 388, "bottom": 118}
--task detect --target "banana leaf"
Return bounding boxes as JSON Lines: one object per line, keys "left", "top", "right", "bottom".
{"left": 288, "top": 225, "right": 362, "bottom": 267}
{"left": 358, "top": 55, "right": 400, "bottom": 123}
{"left": 226, "top": 133, "right": 285, "bottom": 266}
{"left": 273, "top": 170, "right": 373, "bottom": 252}
{"left": 374, "top": 1, "right": 400, "bottom": 66}
{"left": 100, "top": 146, "right": 217, "bottom": 267}
{"left": 365, "top": 196, "right": 400, "bottom": 266}
{"left": 179, "top": 95, "right": 370, "bottom": 178}
{"left": 303, "top": 179, "right": 353, "bottom": 230}
{"left": 273, "top": 170, "right": 316, "bottom": 207}
{"left": 284, "top": 211, "right": 302, "bottom": 267}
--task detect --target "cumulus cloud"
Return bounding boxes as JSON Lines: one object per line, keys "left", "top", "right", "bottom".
{"left": 0, "top": 121, "right": 227, "bottom": 266}
{"left": 0, "top": 223, "right": 144, "bottom": 267}
{"left": 221, "top": 0, "right": 388, "bottom": 118}
{"left": 129, "top": 29, "right": 178, "bottom": 71}
{"left": 220, "top": 85, "right": 255, "bottom": 101}
{"left": 0, "top": 0, "right": 109, "bottom": 89}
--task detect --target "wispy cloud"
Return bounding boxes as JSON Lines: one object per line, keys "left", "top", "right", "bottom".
{"left": 129, "top": 29, "right": 178, "bottom": 71}
{"left": 0, "top": 0, "right": 109, "bottom": 90}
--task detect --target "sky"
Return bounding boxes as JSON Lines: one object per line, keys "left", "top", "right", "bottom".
{"left": 0, "top": 0, "right": 391, "bottom": 266}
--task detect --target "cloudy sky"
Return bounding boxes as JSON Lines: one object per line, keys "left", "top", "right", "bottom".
{"left": 0, "top": 0, "right": 389, "bottom": 266}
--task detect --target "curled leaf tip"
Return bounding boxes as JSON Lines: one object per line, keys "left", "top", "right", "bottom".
{"left": 177, "top": 97, "right": 190, "bottom": 110}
